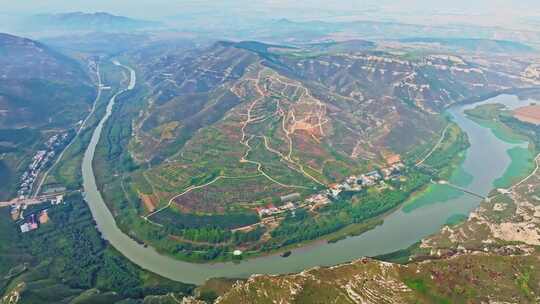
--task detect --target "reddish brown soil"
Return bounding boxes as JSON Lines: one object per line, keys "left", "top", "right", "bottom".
{"left": 139, "top": 192, "right": 158, "bottom": 212}
{"left": 514, "top": 105, "right": 540, "bottom": 125}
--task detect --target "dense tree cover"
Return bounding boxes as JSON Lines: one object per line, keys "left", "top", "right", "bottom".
{"left": 501, "top": 116, "right": 540, "bottom": 149}
{"left": 179, "top": 226, "right": 263, "bottom": 245}
{"left": 0, "top": 128, "right": 39, "bottom": 146}
{"left": 170, "top": 242, "right": 228, "bottom": 261}
{"left": 182, "top": 227, "right": 231, "bottom": 244}
{"left": 156, "top": 209, "right": 259, "bottom": 231}
{"left": 96, "top": 251, "right": 143, "bottom": 298}
{"left": 4, "top": 193, "right": 194, "bottom": 301}
{"left": 266, "top": 169, "right": 431, "bottom": 249}
{"left": 423, "top": 128, "right": 469, "bottom": 171}
{"left": 232, "top": 226, "right": 265, "bottom": 244}
{"left": 104, "top": 98, "right": 139, "bottom": 173}
{"left": 261, "top": 123, "right": 463, "bottom": 251}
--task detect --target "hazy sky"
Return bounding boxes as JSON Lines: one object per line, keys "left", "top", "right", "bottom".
{"left": 2, "top": 0, "right": 540, "bottom": 29}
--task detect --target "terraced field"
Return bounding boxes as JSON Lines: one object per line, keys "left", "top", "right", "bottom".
{"left": 212, "top": 99, "right": 540, "bottom": 304}
{"left": 90, "top": 40, "right": 538, "bottom": 262}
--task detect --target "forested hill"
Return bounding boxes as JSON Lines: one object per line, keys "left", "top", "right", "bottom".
{"left": 0, "top": 193, "right": 194, "bottom": 303}
{"left": 0, "top": 33, "right": 95, "bottom": 200}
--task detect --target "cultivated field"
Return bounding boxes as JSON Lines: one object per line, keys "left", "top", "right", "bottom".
{"left": 514, "top": 104, "right": 540, "bottom": 125}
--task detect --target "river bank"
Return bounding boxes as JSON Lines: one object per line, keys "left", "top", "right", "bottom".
{"left": 80, "top": 60, "right": 539, "bottom": 284}
{"left": 463, "top": 101, "right": 537, "bottom": 189}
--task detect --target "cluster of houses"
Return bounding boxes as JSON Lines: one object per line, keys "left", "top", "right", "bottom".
{"left": 18, "top": 210, "right": 50, "bottom": 233}
{"left": 327, "top": 162, "right": 405, "bottom": 199}
{"left": 256, "top": 202, "right": 295, "bottom": 218}
{"left": 254, "top": 162, "right": 406, "bottom": 219}
{"left": 17, "top": 133, "right": 69, "bottom": 198}
{"left": 9, "top": 195, "right": 64, "bottom": 233}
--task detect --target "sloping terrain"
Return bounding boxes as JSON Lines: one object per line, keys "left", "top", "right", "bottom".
{"left": 398, "top": 38, "right": 535, "bottom": 53}
{"left": 93, "top": 40, "right": 539, "bottom": 261}
{"left": 0, "top": 194, "right": 194, "bottom": 304}
{"left": 0, "top": 33, "right": 95, "bottom": 199}
{"left": 0, "top": 33, "right": 93, "bottom": 128}
{"left": 215, "top": 254, "right": 540, "bottom": 304}
{"left": 130, "top": 41, "right": 527, "bottom": 208}
{"left": 128, "top": 42, "right": 446, "bottom": 219}
{"left": 213, "top": 109, "right": 540, "bottom": 304}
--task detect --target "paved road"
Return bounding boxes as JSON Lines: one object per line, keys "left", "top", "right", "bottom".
{"left": 33, "top": 62, "right": 103, "bottom": 197}
{"left": 511, "top": 153, "right": 540, "bottom": 190}
{"left": 416, "top": 124, "right": 450, "bottom": 166}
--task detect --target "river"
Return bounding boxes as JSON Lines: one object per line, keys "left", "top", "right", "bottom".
{"left": 81, "top": 62, "right": 536, "bottom": 284}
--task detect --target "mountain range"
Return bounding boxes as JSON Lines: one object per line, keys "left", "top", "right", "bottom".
{"left": 22, "top": 12, "right": 162, "bottom": 34}
{"left": 86, "top": 39, "right": 540, "bottom": 261}
{"left": 0, "top": 33, "right": 94, "bottom": 199}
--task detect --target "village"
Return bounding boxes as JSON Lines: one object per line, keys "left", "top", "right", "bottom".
{"left": 17, "top": 133, "right": 70, "bottom": 199}
{"left": 5, "top": 194, "right": 66, "bottom": 233}
{"left": 234, "top": 161, "right": 406, "bottom": 233}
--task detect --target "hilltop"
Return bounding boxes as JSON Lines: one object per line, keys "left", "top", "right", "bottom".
{"left": 88, "top": 39, "right": 539, "bottom": 262}
{"left": 212, "top": 101, "right": 540, "bottom": 303}
{"left": 0, "top": 33, "right": 95, "bottom": 200}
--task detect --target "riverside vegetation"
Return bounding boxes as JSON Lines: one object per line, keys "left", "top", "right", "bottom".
{"left": 0, "top": 193, "right": 194, "bottom": 303}
{"left": 83, "top": 39, "right": 506, "bottom": 263}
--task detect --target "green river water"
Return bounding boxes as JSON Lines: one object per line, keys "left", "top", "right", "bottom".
{"left": 81, "top": 64, "right": 536, "bottom": 284}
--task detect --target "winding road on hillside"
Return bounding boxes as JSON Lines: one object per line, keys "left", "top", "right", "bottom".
{"left": 415, "top": 124, "right": 451, "bottom": 167}
{"left": 33, "top": 62, "right": 103, "bottom": 197}
{"left": 80, "top": 62, "right": 537, "bottom": 285}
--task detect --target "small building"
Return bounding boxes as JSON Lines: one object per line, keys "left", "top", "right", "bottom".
{"left": 20, "top": 223, "right": 31, "bottom": 233}
{"left": 340, "top": 183, "right": 352, "bottom": 191}
{"left": 365, "top": 170, "right": 382, "bottom": 180}
{"left": 308, "top": 194, "right": 330, "bottom": 205}
{"left": 51, "top": 195, "right": 64, "bottom": 205}
{"left": 497, "top": 188, "right": 511, "bottom": 195}
{"left": 256, "top": 204, "right": 279, "bottom": 218}
{"left": 38, "top": 210, "right": 49, "bottom": 224}
{"left": 329, "top": 188, "right": 342, "bottom": 199}
{"left": 346, "top": 176, "right": 358, "bottom": 184}
{"left": 20, "top": 214, "right": 39, "bottom": 233}
{"left": 279, "top": 202, "right": 296, "bottom": 211}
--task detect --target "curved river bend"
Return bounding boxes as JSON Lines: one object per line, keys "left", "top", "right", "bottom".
{"left": 82, "top": 63, "right": 534, "bottom": 284}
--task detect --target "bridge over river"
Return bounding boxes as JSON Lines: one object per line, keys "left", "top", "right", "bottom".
{"left": 80, "top": 62, "right": 536, "bottom": 284}
{"left": 433, "top": 180, "right": 488, "bottom": 200}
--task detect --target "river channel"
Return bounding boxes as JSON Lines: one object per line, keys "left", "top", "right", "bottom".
{"left": 81, "top": 63, "right": 535, "bottom": 284}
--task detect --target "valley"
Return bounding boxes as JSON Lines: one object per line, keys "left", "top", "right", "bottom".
{"left": 0, "top": 33, "right": 95, "bottom": 200}
{"left": 200, "top": 94, "right": 540, "bottom": 304}
{"left": 44, "top": 35, "right": 534, "bottom": 285}
{"left": 2, "top": 6, "right": 540, "bottom": 301}
{"left": 89, "top": 41, "right": 502, "bottom": 262}
{"left": 78, "top": 69, "right": 540, "bottom": 288}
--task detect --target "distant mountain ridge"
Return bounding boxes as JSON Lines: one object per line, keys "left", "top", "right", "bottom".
{"left": 0, "top": 32, "right": 95, "bottom": 199}
{"left": 25, "top": 12, "right": 162, "bottom": 32}
{"left": 117, "top": 40, "right": 533, "bottom": 220}
{"left": 399, "top": 37, "right": 535, "bottom": 53}
{"left": 0, "top": 33, "right": 86, "bottom": 81}
{"left": 252, "top": 18, "right": 540, "bottom": 49}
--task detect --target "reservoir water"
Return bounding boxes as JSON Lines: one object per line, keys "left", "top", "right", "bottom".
{"left": 82, "top": 63, "right": 535, "bottom": 284}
